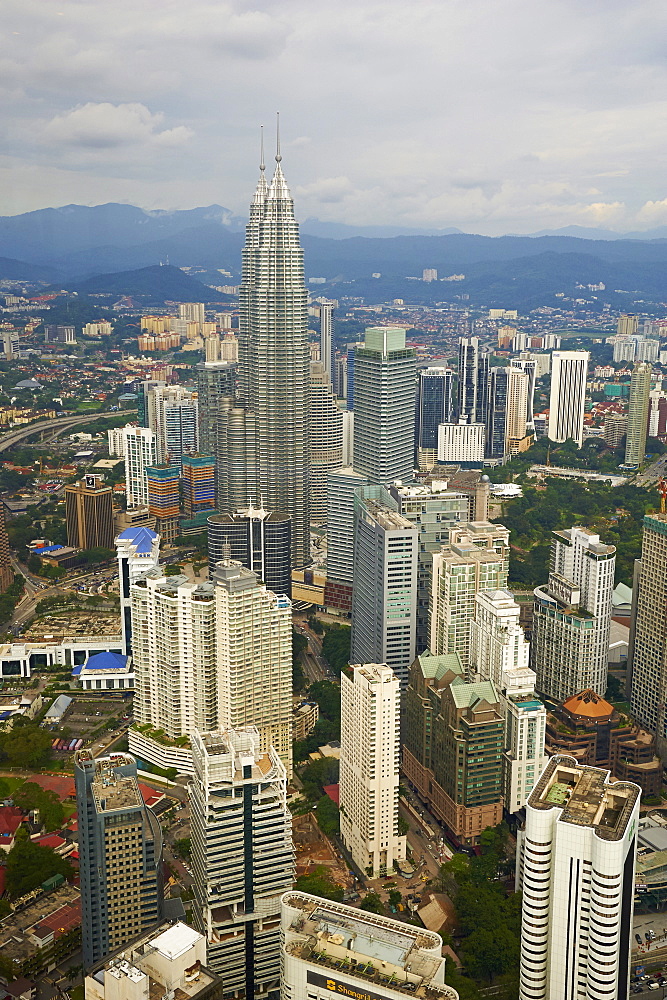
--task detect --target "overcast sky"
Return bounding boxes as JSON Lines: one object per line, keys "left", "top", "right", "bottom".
{"left": 3, "top": 0, "right": 667, "bottom": 234}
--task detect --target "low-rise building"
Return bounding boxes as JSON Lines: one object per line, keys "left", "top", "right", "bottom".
{"left": 292, "top": 699, "right": 319, "bottom": 741}
{"left": 281, "top": 891, "right": 459, "bottom": 1000}
{"left": 72, "top": 651, "right": 134, "bottom": 691}
{"left": 0, "top": 883, "right": 80, "bottom": 979}
{"left": 0, "top": 633, "right": 124, "bottom": 680}
{"left": 84, "top": 921, "right": 222, "bottom": 1000}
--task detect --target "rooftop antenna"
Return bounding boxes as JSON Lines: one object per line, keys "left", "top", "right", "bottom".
{"left": 260, "top": 125, "right": 265, "bottom": 173}
{"left": 276, "top": 111, "right": 281, "bottom": 162}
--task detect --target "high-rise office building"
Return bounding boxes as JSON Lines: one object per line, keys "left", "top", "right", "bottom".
{"left": 402, "top": 651, "right": 504, "bottom": 846}
{"left": 116, "top": 525, "right": 160, "bottom": 656}
{"left": 629, "top": 513, "right": 667, "bottom": 754}
{"left": 147, "top": 383, "right": 199, "bottom": 467}
{"left": 319, "top": 300, "right": 334, "bottom": 385}
{"left": 352, "top": 326, "right": 417, "bottom": 485}
{"left": 350, "top": 491, "right": 417, "bottom": 687}
{"left": 207, "top": 507, "right": 291, "bottom": 596}
{"left": 339, "top": 664, "right": 406, "bottom": 877}
{"left": 532, "top": 527, "right": 615, "bottom": 704}
{"left": 547, "top": 351, "right": 589, "bottom": 448}
{"left": 123, "top": 424, "right": 157, "bottom": 508}
{"left": 511, "top": 356, "right": 537, "bottom": 432}
{"left": 282, "top": 893, "right": 460, "bottom": 1000}
{"left": 75, "top": 750, "right": 163, "bottom": 968}
{"left": 430, "top": 522, "right": 510, "bottom": 665}
{"left": 0, "top": 506, "right": 13, "bottom": 593}
{"left": 389, "top": 480, "right": 470, "bottom": 651}
{"left": 145, "top": 464, "right": 181, "bottom": 543}
{"left": 416, "top": 366, "right": 454, "bottom": 461}
{"left": 457, "top": 336, "right": 488, "bottom": 423}
{"left": 195, "top": 360, "right": 237, "bottom": 459}
{"left": 190, "top": 727, "right": 293, "bottom": 994}
{"left": 624, "top": 361, "right": 652, "bottom": 467}
{"left": 518, "top": 755, "right": 640, "bottom": 1000}
{"left": 470, "top": 589, "right": 547, "bottom": 813}
{"left": 324, "top": 466, "right": 370, "bottom": 612}
{"left": 181, "top": 454, "right": 216, "bottom": 517}
{"left": 217, "top": 147, "right": 311, "bottom": 567}
{"left": 485, "top": 366, "right": 509, "bottom": 459}
{"left": 437, "top": 420, "right": 486, "bottom": 464}
{"left": 65, "top": 474, "right": 114, "bottom": 551}
{"left": 309, "top": 362, "right": 343, "bottom": 522}
{"left": 214, "top": 561, "right": 293, "bottom": 776}
{"left": 505, "top": 364, "right": 531, "bottom": 449}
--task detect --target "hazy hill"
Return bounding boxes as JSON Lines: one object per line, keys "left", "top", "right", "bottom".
{"left": 64, "top": 264, "right": 231, "bottom": 303}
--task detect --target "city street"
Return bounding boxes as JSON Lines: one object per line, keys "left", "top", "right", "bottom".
{"left": 636, "top": 454, "right": 667, "bottom": 487}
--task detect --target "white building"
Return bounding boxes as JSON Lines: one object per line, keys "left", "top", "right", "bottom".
{"left": 430, "top": 522, "right": 510, "bottom": 666}
{"left": 122, "top": 424, "right": 157, "bottom": 507}
{"left": 470, "top": 589, "right": 547, "bottom": 813}
{"left": 532, "top": 527, "right": 616, "bottom": 704}
{"left": 281, "top": 892, "right": 459, "bottom": 1000}
{"left": 106, "top": 425, "right": 126, "bottom": 457}
{"left": 437, "top": 420, "right": 485, "bottom": 464}
{"left": 350, "top": 491, "right": 417, "bottom": 687}
{"left": 129, "top": 570, "right": 217, "bottom": 773}
{"left": 116, "top": 524, "right": 160, "bottom": 656}
{"left": 518, "top": 755, "right": 640, "bottom": 1000}
{"left": 83, "top": 321, "right": 112, "bottom": 338}
{"left": 548, "top": 351, "right": 589, "bottom": 448}
{"left": 339, "top": 664, "right": 405, "bottom": 877}
{"left": 190, "top": 727, "right": 293, "bottom": 992}
{"left": 319, "top": 300, "right": 334, "bottom": 384}
{"left": 214, "top": 560, "right": 293, "bottom": 777}
{"left": 179, "top": 302, "right": 205, "bottom": 326}
{"left": 0, "top": 635, "right": 123, "bottom": 680}
{"left": 73, "top": 650, "right": 134, "bottom": 690}
{"left": 325, "top": 466, "right": 370, "bottom": 595}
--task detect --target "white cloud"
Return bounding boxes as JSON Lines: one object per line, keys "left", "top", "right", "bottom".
{"left": 42, "top": 103, "right": 193, "bottom": 150}
{"left": 1, "top": 0, "right": 667, "bottom": 232}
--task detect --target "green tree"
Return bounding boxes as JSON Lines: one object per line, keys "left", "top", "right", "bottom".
{"left": 80, "top": 546, "right": 115, "bottom": 565}
{"left": 300, "top": 757, "right": 339, "bottom": 800}
{"left": 6, "top": 827, "right": 74, "bottom": 899}
{"left": 315, "top": 794, "right": 340, "bottom": 836}
{"left": 13, "top": 781, "right": 66, "bottom": 832}
{"left": 321, "top": 625, "right": 351, "bottom": 675}
{"left": 0, "top": 716, "right": 54, "bottom": 768}
{"left": 462, "top": 925, "right": 519, "bottom": 983}
{"left": 359, "top": 891, "right": 385, "bottom": 914}
{"left": 388, "top": 888, "right": 402, "bottom": 908}
{"left": 294, "top": 864, "right": 344, "bottom": 901}
{"left": 174, "top": 837, "right": 191, "bottom": 860}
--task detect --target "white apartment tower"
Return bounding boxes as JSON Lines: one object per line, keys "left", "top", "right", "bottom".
{"left": 281, "top": 893, "right": 459, "bottom": 1000}
{"left": 532, "top": 527, "right": 615, "bottom": 704}
{"left": 430, "top": 522, "right": 510, "bottom": 666}
{"left": 470, "top": 589, "right": 547, "bottom": 813}
{"left": 518, "top": 755, "right": 640, "bottom": 1000}
{"left": 129, "top": 570, "right": 217, "bottom": 762}
{"left": 339, "top": 664, "right": 406, "bottom": 877}
{"left": 547, "top": 351, "right": 589, "bottom": 448}
{"left": 350, "top": 491, "right": 418, "bottom": 687}
{"left": 309, "top": 362, "right": 343, "bottom": 523}
{"left": 214, "top": 560, "right": 293, "bottom": 777}
{"left": 123, "top": 424, "right": 157, "bottom": 507}
{"left": 190, "top": 727, "right": 293, "bottom": 995}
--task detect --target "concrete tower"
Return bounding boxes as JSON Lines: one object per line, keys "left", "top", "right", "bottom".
{"left": 352, "top": 327, "right": 417, "bottom": 485}
{"left": 309, "top": 361, "right": 343, "bottom": 522}
{"left": 547, "top": 351, "right": 589, "bottom": 448}
{"left": 624, "top": 361, "right": 652, "bottom": 467}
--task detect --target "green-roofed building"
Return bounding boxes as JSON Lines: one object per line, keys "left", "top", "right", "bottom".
{"left": 403, "top": 650, "right": 505, "bottom": 847}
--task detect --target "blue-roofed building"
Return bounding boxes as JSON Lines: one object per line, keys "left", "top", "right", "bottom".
{"left": 116, "top": 525, "right": 160, "bottom": 656}
{"left": 73, "top": 651, "right": 134, "bottom": 690}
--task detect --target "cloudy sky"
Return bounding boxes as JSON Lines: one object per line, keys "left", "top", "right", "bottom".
{"left": 2, "top": 0, "right": 667, "bottom": 234}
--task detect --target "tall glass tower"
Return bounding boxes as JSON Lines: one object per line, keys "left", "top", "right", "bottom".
{"left": 217, "top": 138, "right": 311, "bottom": 566}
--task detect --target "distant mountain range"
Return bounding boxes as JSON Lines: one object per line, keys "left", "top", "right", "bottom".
{"left": 66, "top": 264, "right": 230, "bottom": 303}
{"left": 3, "top": 203, "right": 667, "bottom": 308}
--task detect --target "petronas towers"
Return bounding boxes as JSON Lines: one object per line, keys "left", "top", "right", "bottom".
{"left": 216, "top": 139, "right": 311, "bottom": 566}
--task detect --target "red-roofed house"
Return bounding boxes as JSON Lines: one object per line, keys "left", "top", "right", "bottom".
{"left": 0, "top": 806, "right": 24, "bottom": 852}
{"left": 322, "top": 784, "right": 339, "bottom": 806}
{"left": 33, "top": 834, "right": 74, "bottom": 858}
{"left": 138, "top": 783, "right": 166, "bottom": 810}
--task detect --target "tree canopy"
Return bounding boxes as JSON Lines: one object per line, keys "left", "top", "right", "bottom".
{"left": 6, "top": 828, "right": 74, "bottom": 899}
{"left": 13, "top": 781, "right": 66, "bottom": 832}
{"left": 294, "top": 864, "right": 344, "bottom": 902}
{"left": 0, "top": 717, "right": 54, "bottom": 768}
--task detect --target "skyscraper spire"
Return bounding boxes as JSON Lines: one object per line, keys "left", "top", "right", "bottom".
{"left": 276, "top": 111, "right": 281, "bottom": 162}
{"left": 252, "top": 126, "right": 268, "bottom": 207}
{"left": 269, "top": 112, "right": 290, "bottom": 200}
